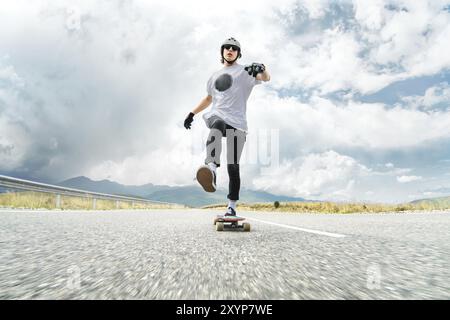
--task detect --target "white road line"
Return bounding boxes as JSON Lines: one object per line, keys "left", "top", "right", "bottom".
{"left": 243, "top": 217, "right": 347, "bottom": 238}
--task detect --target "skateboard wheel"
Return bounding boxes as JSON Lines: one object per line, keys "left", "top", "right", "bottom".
{"left": 214, "top": 218, "right": 219, "bottom": 225}
{"left": 216, "top": 222, "right": 224, "bottom": 231}
{"left": 243, "top": 223, "right": 250, "bottom": 232}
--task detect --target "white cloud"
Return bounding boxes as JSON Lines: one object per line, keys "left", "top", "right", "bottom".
{"left": 249, "top": 90, "right": 450, "bottom": 152}
{"left": 397, "top": 175, "right": 423, "bottom": 183}
{"left": 0, "top": 62, "right": 24, "bottom": 87}
{"left": 0, "top": 61, "right": 30, "bottom": 170}
{"left": 353, "top": 0, "right": 385, "bottom": 31}
{"left": 300, "top": 0, "right": 329, "bottom": 19}
{"left": 87, "top": 132, "right": 204, "bottom": 186}
{"left": 0, "top": 117, "right": 29, "bottom": 171}
{"left": 0, "top": 0, "right": 304, "bottom": 178}
{"left": 361, "top": 1, "right": 450, "bottom": 77}
{"left": 271, "top": 27, "right": 402, "bottom": 95}
{"left": 270, "top": 0, "right": 450, "bottom": 95}
{"left": 252, "top": 150, "right": 371, "bottom": 200}
{"left": 401, "top": 82, "right": 450, "bottom": 111}
{"left": 1, "top": 0, "right": 450, "bottom": 203}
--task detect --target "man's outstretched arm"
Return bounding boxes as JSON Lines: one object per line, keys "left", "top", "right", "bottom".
{"left": 192, "top": 95, "right": 212, "bottom": 114}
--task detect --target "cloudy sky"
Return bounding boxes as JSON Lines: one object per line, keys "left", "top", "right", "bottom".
{"left": 1, "top": 0, "right": 450, "bottom": 203}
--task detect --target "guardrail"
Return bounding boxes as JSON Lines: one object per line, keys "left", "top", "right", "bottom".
{"left": 0, "top": 174, "right": 182, "bottom": 209}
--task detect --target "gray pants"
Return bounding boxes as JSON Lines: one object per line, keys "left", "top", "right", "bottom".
{"left": 205, "top": 116, "right": 246, "bottom": 200}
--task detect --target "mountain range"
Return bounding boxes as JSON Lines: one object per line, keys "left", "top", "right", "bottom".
{"left": 57, "top": 176, "right": 307, "bottom": 207}
{"left": 2, "top": 175, "right": 448, "bottom": 208}
{"left": 409, "top": 196, "right": 450, "bottom": 208}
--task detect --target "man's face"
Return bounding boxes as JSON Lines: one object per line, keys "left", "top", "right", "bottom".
{"left": 223, "top": 45, "right": 239, "bottom": 63}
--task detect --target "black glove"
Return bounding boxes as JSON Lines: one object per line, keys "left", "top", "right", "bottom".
{"left": 184, "top": 112, "right": 195, "bottom": 129}
{"left": 244, "top": 63, "right": 265, "bottom": 78}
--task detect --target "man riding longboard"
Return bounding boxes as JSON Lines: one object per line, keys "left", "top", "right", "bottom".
{"left": 184, "top": 37, "right": 270, "bottom": 221}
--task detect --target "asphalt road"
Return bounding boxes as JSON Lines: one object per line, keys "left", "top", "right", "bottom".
{"left": 0, "top": 208, "right": 449, "bottom": 299}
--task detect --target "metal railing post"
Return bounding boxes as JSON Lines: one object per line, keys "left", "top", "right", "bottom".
{"left": 56, "top": 194, "right": 61, "bottom": 209}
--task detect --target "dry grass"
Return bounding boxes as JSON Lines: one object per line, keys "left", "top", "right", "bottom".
{"left": 0, "top": 191, "right": 185, "bottom": 210}
{"left": 202, "top": 201, "right": 450, "bottom": 214}
{"left": 2, "top": 191, "right": 447, "bottom": 213}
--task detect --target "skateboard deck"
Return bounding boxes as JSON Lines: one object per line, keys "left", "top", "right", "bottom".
{"left": 214, "top": 214, "right": 250, "bottom": 232}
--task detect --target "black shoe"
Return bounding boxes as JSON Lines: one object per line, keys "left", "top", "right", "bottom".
{"left": 196, "top": 165, "right": 216, "bottom": 192}
{"left": 224, "top": 207, "right": 236, "bottom": 216}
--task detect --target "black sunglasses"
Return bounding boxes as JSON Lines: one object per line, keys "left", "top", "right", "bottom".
{"left": 223, "top": 45, "right": 240, "bottom": 52}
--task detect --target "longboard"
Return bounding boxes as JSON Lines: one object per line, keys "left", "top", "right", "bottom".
{"left": 214, "top": 215, "right": 250, "bottom": 232}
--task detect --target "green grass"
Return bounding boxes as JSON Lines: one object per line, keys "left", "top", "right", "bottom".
{"left": 0, "top": 191, "right": 185, "bottom": 210}
{"left": 202, "top": 200, "right": 450, "bottom": 214}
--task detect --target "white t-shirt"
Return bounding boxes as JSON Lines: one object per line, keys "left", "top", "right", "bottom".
{"left": 202, "top": 63, "right": 261, "bottom": 132}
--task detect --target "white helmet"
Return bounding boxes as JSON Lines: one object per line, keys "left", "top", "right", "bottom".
{"left": 221, "top": 37, "right": 241, "bottom": 50}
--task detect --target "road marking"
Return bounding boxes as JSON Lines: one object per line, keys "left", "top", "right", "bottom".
{"left": 243, "top": 217, "right": 347, "bottom": 238}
